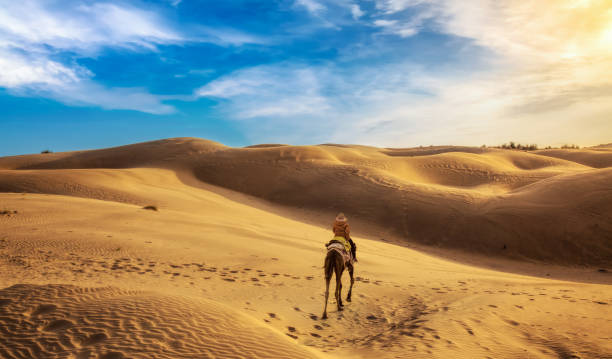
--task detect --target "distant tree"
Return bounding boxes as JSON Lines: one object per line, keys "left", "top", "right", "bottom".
{"left": 41, "top": 150, "right": 52, "bottom": 154}
{"left": 561, "top": 144, "right": 580, "bottom": 149}
{"left": 498, "top": 142, "right": 539, "bottom": 151}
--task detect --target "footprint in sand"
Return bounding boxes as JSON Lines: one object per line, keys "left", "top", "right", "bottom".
{"left": 84, "top": 332, "right": 108, "bottom": 345}
{"left": 99, "top": 351, "right": 124, "bottom": 359}
{"left": 32, "top": 304, "right": 58, "bottom": 316}
{"left": 43, "top": 319, "right": 74, "bottom": 331}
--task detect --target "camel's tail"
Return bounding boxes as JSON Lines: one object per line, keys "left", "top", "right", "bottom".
{"left": 324, "top": 251, "right": 335, "bottom": 280}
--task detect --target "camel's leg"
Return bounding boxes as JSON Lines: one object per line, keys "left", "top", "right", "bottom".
{"left": 346, "top": 263, "right": 354, "bottom": 302}
{"left": 322, "top": 277, "right": 331, "bottom": 319}
{"left": 336, "top": 271, "right": 343, "bottom": 311}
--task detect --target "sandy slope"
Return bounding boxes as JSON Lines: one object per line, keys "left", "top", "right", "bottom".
{"left": 0, "top": 191, "right": 611, "bottom": 358}
{"left": 0, "top": 138, "right": 611, "bottom": 358}
{"left": 0, "top": 284, "right": 317, "bottom": 359}
{"left": 534, "top": 146, "right": 612, "bottom": 168}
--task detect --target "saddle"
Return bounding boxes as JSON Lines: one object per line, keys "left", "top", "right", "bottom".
{"left": 326, "top": 240, "right": 352, "bottom": 265}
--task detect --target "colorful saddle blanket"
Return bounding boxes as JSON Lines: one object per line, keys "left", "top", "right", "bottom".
{"left": 326, "top": 242, "right": 352, "bottom": 265}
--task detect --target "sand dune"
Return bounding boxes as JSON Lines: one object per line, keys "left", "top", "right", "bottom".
{"left": 0, "top": 192, "right": 610, "bottom": 358}
{"left": 0, "top": 284, "right": 317, "bottom": 359}
{"left": 1, "top": 138, "right": 611, "bottom": 358}
{"left": 0, "top": 137, "right": 225, "bottom": 171}
{"left": 534, "top": 147, "right": 612, "bottom": 168}
{"left": 2, "top": 137, "right": 608, "bottom": 265}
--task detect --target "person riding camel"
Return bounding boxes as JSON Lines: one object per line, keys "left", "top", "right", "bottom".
{"left": 326, "top": 213, "right": 357, "bottom": 263}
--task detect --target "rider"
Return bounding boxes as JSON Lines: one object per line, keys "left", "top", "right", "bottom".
{"left": 329, "top": 213, "right": 357, "bottom": 262}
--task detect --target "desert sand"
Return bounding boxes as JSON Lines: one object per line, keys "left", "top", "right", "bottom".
{"left": 0, "top": 138, "right": 611, "bottom": 358}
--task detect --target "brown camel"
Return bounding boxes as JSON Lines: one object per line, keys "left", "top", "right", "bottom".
{"left": 322, "top": 248, "right": 354, "bottom": 320}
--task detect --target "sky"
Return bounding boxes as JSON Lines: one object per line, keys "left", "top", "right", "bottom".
{"left": 1, "top": 0, "right": 611, "bottom": 156}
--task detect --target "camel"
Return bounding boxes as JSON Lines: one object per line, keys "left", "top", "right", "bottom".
{"left": 322, "top": 246, "right": 354, "bottom": 320}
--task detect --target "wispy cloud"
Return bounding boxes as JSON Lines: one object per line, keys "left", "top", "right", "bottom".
{"left": 196, "top": 65, "right": 330, "bottom": 119}
{"left": 373, "top": 19, "right": 418, "bottom": 37}
{"left": 348, "top": 0, "right": 612, "bottom": 146}
{"left": 350, "top": 4, "right": 364, "bottom": 20}
{"left": 1, "top": 0, "right": 610, "bottom": 146}
{"left": 194, "top": 0, "right": 612, "bottom": 148}
{"left": 0, "top": 1, "right": 182, "bottom": 54}
{"left": 375, "top": 0, "right": 426, "bottom": 14}
{"left": 0, "top": 48, "right": 174, "bottom": 114}
{"left": 0, "top": 0, "right": 264, "bottom": 114}
{"left": 0, "top": 0, "right": 184, "bottom": 113}
{"left": 295, "top": 0, "right": 326, "bottom": 15}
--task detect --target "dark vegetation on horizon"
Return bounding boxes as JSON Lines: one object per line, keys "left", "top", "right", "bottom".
{"left": 480, "top": 142, "right": 582, "bottom": 151}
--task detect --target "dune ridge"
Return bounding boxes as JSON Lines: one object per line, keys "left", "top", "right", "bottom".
{"left": 533, "top": 148, "right": 612, "bottom": 168}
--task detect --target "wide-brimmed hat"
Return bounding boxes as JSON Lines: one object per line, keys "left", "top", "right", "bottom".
{"left": 335, "top": 213, "right": 347, "bottom": 222}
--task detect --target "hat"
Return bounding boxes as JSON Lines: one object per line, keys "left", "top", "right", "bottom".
{"left": 335, "top": 213, "right": 347, "bottom": 222}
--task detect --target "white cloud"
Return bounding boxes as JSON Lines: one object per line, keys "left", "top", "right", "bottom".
{"left": 0, "top": 0, "right": 184, "bottom": 113}
{"left": 190, "top": 0, "right": 612, "bottom": 147}
{"left": 196, "top": 65, "right": 330, "bottom": 119}
{"left": 192, "top": 26, "right": 268, "bottom": 46}
{"left": 375, "top": 0, "right": 425, "bottom": 14}
{"left": 373, "top": 19, "right": 397, "bottom": 27}
{"left": 373, "top": 19, "right": 418, "bottom": 37}
{"left": 195, "top": 45, "right": 612, "bottom": 147}
{"left": 0, "top": 0, "right": 264, "bottom": 113}
{"left": 295, "top": 0, "right": 326, "bottom": 14}
{"left": 0, "top": 48, "right": 174, "bottom": 114}
{"left": 341, "top": 0, "right": 612, "bottom": 146}
{"left": 0, "top": 49, "right": 83, "bottom": 88}
{"left": 351, "top": 4, "right": 364, "bottom": 19}
{"left": 0, "top": 1, "right": 182, "bottom": 55}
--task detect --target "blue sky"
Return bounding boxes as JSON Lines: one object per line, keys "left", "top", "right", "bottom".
{"left": 1, "top": 0, "right": 611, "bottom": 156}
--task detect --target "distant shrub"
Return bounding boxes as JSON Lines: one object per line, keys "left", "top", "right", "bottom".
{"left": 498, "top": 142, "right": 538, "bottom": 151}
{"left": 561, "top": 144, "right": 580, "bottom": 149}
{"left": 142, "top": 205, "right": 158, "bottom": 211}
{"left": 41, "top": 150, "right": 52, "bottom": 154}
